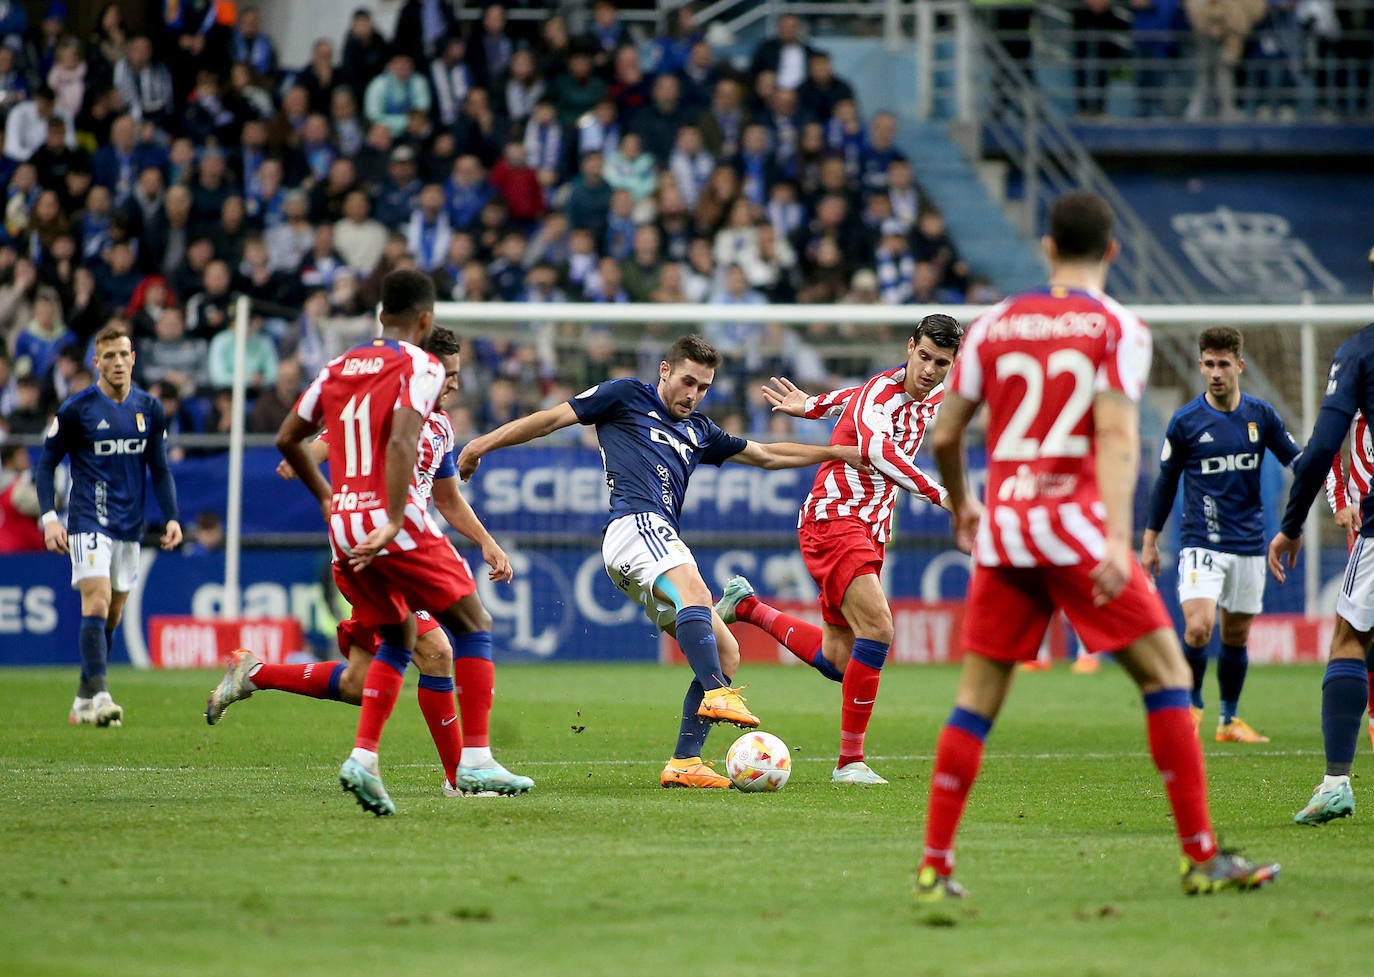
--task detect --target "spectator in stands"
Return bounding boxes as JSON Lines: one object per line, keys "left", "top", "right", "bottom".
{"left": 127, "top": 273, "right": 175, "bottom": 341}
{"left": 551, "top": 46, "right": 607, "bottom": 128}
{"left": 48, "top": 37, "right": 87, "bottom": 122}
{"left": 486, "top": 230, "right": 527, "bottom": 300}
{"left": 795, "top": 234, "right": 850, "bottom": 304}
{"left": 697, "top": 78, "right": 748, "bottom": 159}
{"left": 364, "top": 53, "right": 430, "bottom": 137}
{"left": 526, "top": 210, "right": 571, "bottom": 270}
{"left": 113, "top": 36, "right": 174, "bottom": 132}
{"left": 1184, "top": 0, "right": 1268, "bottom": 119}
{"left": 912, "top": 206, "right": 970, "bottom": 298}
{"left": 797, "top": 51, "right": 855, "bottom": 123}
{"left": 874, "top": 219, "right": 916, "bottom": 304}
{"left": 1073, "top": 0, "right": 1132, "bottom": 116}
{"left": 266, "top": 83, "right": 309, "bottom": 155}
{"left": 732, "top": 123, "right": 780, "bottom": 207}
{"left": 297, "top": 224, "right": 348, "bottom": 295}
{"left": 137, "top": 307, "right": 207, "bottom": 397}
{"left": 208, "top": 196, "right": 249, "bottom": 270}
{"left": 635, "top": 73, "right": 691, "bottom": 164}
{"left": 265, "top": 191, "right": 314, "bottom": 273}
{"left": 752, "top": 221, "right": 798, "bottom": 301}
{"left": 11, "top": 286, "right": 71, "bottom": 381}
{"left": 602, "top": 189, "right": 636, "bottom": 260}
{"left": 235, "top": 235, "right": 295, "bottom": 313}
{"left": 228, "top": 61, "right": 276, "bottom": 124}
{"left": 144, "top": 184, "right": 193, "bottom": 279}
{"left": 5, "top": 86, "right": 70, "bottom": 162}
{"left": 603, "top": 131, "right": 657, "bottom": 205}
{"left": 182, "top": 70, "right": 237, "bottom": 147}
{"left": 231, "top": 6, "right": 277, "bottom": 80}
{"left": 609, "top": 45, "right": 652, "bottom": 120}
{"left": 667, "top": 124, "right": 713, "bottom": 209}
{"left": 859, "top": 110, "right": 906, "bottom": 192}
{"left": 90, "top": 114, "right": 143, "bottom": 208}
{"left": 185, "top": 259, "right": 240, "bottom": 341}
{"left": 586, "top": 0, "right": 633, "bottom": 77}
{"left": 62, "top": 266, "right": 104, "bottom": 346}
{"left": 429, "top": 35, "right": 471, "bottom": 129}
{"left": 394, "top": 0, "right": 460, "bottom": 66}
{"left": 308, "top": 158, "right": 357, "bottom": 226}
{"left": 296, "top": 38, "right": 339, "bottom": 115}
{"left": 185, "top": 510, "right": 225, "bottom": 554}
{"left": 490, "top": 139, "right": 546, "bottom": 227}
{"left": 504, "top": 48, "right": 544, "bottom": 130}
{"left": 694, "top": 164, "right": 739, "bottom": 236}
{"left": 445, "top": 154, "right": 493, "bottom": 232}
{"left": 406, "top": 183, "right": 455, "bottom": 272}
{"left": 340, "top": 8, "right": 389, "bottom": 100}
{"left": 563, "top": 150, "right": 612, "bottom": 240}
{"left": 583, "top": 254, "right": 629, "bottom": 303}
{"left": 6, "top": 374, "right": 45, "bottom": 434}
{"left": 333, "top": 191, "right": 387, "bottom": 275}
{"left": 523, "top": 98, "right": 566, "bottom": 192}
{"left": 207, "top": 311, "right": 277, "bottom": 394}
{"left": 370, "top": 144, "right": 422, "bottom": 227}
{"left": 248, "top": 354, "right": 303, "bottom": 433}
{"left": 751, "top": 13, "right": 817, "bottom": 92}
{"left": 289, "top": 113, "right": 338, "bottom": 190}
{"left": 92, "top": 239, "right": 140, "bottom": 312}
{"left": 619, "top": 224, "right": 663, "bottom": 302}
{"left": 171, "top": 236, "right": 215, "bottom": 304}
{"left": 451, "top": 86, "right": 504, "bottom": 167}
{"left": 190, "top": 147, "right": 237, "bottom": 230}
{"left": 1129, "top": 0, "right": 1188, "bottom": 117}
{"left": 467, "top": 2, "right": 516, "bottom": 92}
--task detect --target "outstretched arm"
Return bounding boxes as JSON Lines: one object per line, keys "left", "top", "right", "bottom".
{"left": 727, "top": 438, "right": 865, "bottom": 471}
{"left": 456, "top": 402, "right": 579, "bottom": 480}
{"left": 433, "top": 475, "right": 513, "bottom": 582}
{"left": 761, "top": 376, "right": 858, "bottom": 419}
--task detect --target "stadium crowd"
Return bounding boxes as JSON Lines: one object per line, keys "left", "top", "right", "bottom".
{"left": 0, "top": 0, "right": 993, "bottom": 446}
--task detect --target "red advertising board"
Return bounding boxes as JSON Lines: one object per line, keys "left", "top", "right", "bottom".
{"left": 147, "top": 617, "right": 305, "bottom": 669}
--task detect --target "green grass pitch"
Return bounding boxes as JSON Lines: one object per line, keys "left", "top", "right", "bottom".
{"left": 3, "top": 661, "right": 1371, "bottom": 977}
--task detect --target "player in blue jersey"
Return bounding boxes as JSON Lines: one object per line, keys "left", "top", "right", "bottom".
{"left": 1141, "top": 326, "right": 1299, "bottom": 744}
{"left": 1270, "top": 253, "right": 1374, "bottom": 824}
{"left": 35, "top": 325, "right": 182, "bottom": 727}
{"left": 458, "top": 334, "right": 865, "bottom": 788}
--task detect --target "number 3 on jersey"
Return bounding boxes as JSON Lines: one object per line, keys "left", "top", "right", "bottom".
{"left": 992, "top": 349, "right": 1095, "bottom": 461}
{"left": 339, "top": 394, "right": 373, "bottom": 477}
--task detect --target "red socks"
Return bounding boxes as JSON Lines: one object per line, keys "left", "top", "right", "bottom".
{"left": 1146, "top": 704, "right": 1217, "bottom": 863}
{"left": 353, "top": 653, "right": 407, "bottom": 753}
{"left": 417, "top": 677, "right": 462, "bottom": 786}
{"left": 454, "top": 656, "right": 495, "bottom": 748}
{"left": 838, "top": 658, "right": 882, "bottom": 766}
{"left": 921, "top": 718, "right": 988, "bottom": 876}
{"left": 735, "top": 595, "right": 824, "bottom": 666}
{"left": 249, "top": 661, "right": 342, "bottom": 699}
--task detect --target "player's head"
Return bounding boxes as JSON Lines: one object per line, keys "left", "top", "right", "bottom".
{"left": 424, "top": 325, "right": 463, "bottom": 409}
{"left": 1197, "top": 325, "right": 1244, "bottom": 405}
{"left": 659, "top": 334, "right": 721, "bottom": 420}
{"left": 905, "top": 313, "right": 962, "bottom": 398}
{"left": 379, "top": 269, "right": 437, "bottom": 345}
{"left": 92, "top": 324, "right": 134, "bottom": 395}
{"left": 1044, "top": 191, "right": 1118, "bottom": 269}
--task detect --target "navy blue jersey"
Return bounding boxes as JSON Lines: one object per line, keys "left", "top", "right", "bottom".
{"left": 1282, "top": 322, "right": 1374, "bottom": 538}
{"left": 1147, "top": 393, "right": 1299, "bottom": 555}
{"left": 35, "top": 384, "right": 178, "bottom": 541}
{"left": 569, "top": 378, "right": 747, "bottom": 532}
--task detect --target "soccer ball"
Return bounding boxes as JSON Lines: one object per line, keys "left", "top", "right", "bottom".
{"left": 726, "top": 731, "right": 791, "bottom": 792}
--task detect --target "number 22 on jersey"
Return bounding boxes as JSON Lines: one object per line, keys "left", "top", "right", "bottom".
{"left": 991, "top": 349, "right": 1095, "bottom": 461}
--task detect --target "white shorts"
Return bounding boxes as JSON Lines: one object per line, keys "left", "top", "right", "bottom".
{"left": 602, "top": 512, "right": 697, "bottom": 633}
{"left": 1176, "top": 547, "right": 1265, "bottom": 615}
{"left": 1337, "top": 536, "right": 1374, "bottom": 632}
{"left": 69, "top": 532, "right": 141, "bottom": 592}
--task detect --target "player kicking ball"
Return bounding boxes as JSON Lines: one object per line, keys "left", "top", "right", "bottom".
{"left": 715, "top": 314, "right": 963, "bottom": 785}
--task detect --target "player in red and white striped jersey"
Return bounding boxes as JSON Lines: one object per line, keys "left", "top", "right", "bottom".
{"left": 716, "top": 315, "right": 961, "bottom": 785}
{"left": 913, "top": 191, "right": 1277, "bottom": 901}
{"left": 1323, "top": 409, "right": 1374, "bottom": 748}
{"left": 1326, "top": 410, "right": 1371, "bottom": 548}
{"left": 275, "top": 270, "right": 485, "bottom": 815}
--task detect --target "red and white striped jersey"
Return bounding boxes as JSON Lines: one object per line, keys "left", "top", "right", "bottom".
{"left": 320, "top": 409, "right": 455, "bottom": 504}
{"left": 1326, "top": 410, "right": 1371, "bottom": 513}
{"left": 294, "top": 338, "right": 446, "bottom": 561}
{"left": 798, "top": 366, "right": 946, "bottom": 542}
{"left": 951, "top": 287, "right": 1152, "bottom": 567}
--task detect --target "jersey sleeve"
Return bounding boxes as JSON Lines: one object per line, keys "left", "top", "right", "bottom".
{"left": 1327, "top": 453, "right": 1348, "bottom": 513}
{"left": 1095, "top": 308, "right": 1152, "bottom": 402}
{"left": 569, "top": 377, "right": 633, "bottom": 425}
{"left": 35, "top": 401, "right": 75, "bottom": 515}
{"left": 144, "top": 395, "right": 179, "bottom": 522}
{"left": 802, "top": 384, "right": 859, "bottom": 419}
{"left": 294, "top": 365, "right": 329, "bottom": 425}
{"left": 1280, "top": 338, "right": 1365, "bottom": 537}
{"left": 401, "top": 355, "right": 444, "bottom": 417}
{"left": 698, "top": 419, "right": 749, "bottom": 466}
{"left": 435, "top": 448, "right": 457, "bottom": 481}
{"left": 1265, "top": 403, "right": 1302, "bottom": 468}
{"left": 1145, "top": 417, "right": 1186, "bottom": 533}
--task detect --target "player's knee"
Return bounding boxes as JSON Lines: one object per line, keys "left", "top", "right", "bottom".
{"left": 338, "top": 666, "right": 366, "bottom": 704}
{"left": 1183, "top": 624, "right": 1212, "bottom": 648}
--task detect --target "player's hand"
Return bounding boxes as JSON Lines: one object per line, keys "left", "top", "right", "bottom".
{"left": 761, "top": 376, "right": 809, "bottom": 417}
{"left": 951, "top": 497, "right": 982, "bottom": 554}
{"left": 160, "top": 519, "right": 183, "bottom": 550}
{"left": 457, "top": 443, "right": 483, "bottom": 481}
{"left": 1089, "top": 539, "right": 1133, "bottom": 606}
{"left": 43, "top": 520, "right": 68, "bottom": 555}
{"left": 1336, "top": 505, "right": 1361, "bottom": 549}
{"left": 832, "top": 444, "right": 873, "bottom": 474}
{"left": 482, "top": 540, "right": 513, "bottom": 583}
{"left": 349, "top": 520, "right": 401, "bottom": 570}
{"left": 1139, "top": 536, "right": 1161, "bottom": 576}
{"left": 276, "top": 458, "right": 297, "bottom": 481}
{"left": 1268, "top": 531, "right": 1302, "bottom": 583}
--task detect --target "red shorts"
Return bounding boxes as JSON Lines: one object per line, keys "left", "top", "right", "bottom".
{"left": 961, "top": 560, "right": 1172, "bottom": 662}
{"left": 332, "top": 538, "right": 475, "bottom": 629}
{"left": 337, "top": 608, "right": 443, "bottom": 657}
{"left": 799, "top": 516, "right": 886, "bottom": 627}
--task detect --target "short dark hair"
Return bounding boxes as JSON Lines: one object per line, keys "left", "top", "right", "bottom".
{"left": 913, "top": 313, "right": 963, "bottom": 353}
{"left": 424, "top": 325, "right": 462, "bottom": 358}
{"left": 665, "top": 334, "right": 721, "bottom": 371}
{"left": 93, "top": 324, "right": 130, "bottom": 347}
{"left": 1198, "top": 326, "right": 1242, "bottom": 357}
{"left": 379, "top": 269, "right": 436, "bottom": 317}
{"left": 1048, "top": 191, "right": 1113, "bottom": 263}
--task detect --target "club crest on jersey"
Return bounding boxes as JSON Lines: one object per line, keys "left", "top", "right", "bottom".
{"left": 136, "top": 412, "right": 146, "bottom": 432}
{"left": 1247, "top": 422, "right": 1258, "bottom": 443}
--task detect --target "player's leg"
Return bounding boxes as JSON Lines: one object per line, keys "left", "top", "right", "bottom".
{"left": 1178, "top": 547, "right": 1224, "bottom": 725}
{"left": 715, "top": 575, "right": 842, "bottom": 681}
{"left": 1213, "top": 554, "right": 1268, "bottom": 741}
{"left": 69, "top": 532, "right": 117, "bottom": 725}
{"left": 917, "top": 566, "right": 1046, "bottom": 902}
{"left": 833, "top": 572, "right": 893, "bottom": 784}
{"left": 206, "top": 621, "right": 357, "bottom": 724}
{"left": 1295, "top": 543, "right": 1374, "bottom": 824}
{"left": 400, "top": 616, "right": 464, "bottom": 794}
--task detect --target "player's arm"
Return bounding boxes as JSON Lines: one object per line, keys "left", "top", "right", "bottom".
{"left": 457, "top": 402, "right": 579, "bottom": 481}
{"left": 35, "top": 410, "right": 71, "bottom": 554}
{"left": 432, "top": 475, "right": 513, "bottom": 582}
{"left": 275, "top": 412, "right": 330, "bottom": 514}
{"left": 929, "top": 390, "right": 981, "bottom": 553}
{"left": 145, "top": 403, "right": 182, "bottom": 550}
{"left": 726, "top": 438, "right": 865, "bottom": 471}
{"left": 761, "top": 376, "right": 857, "bottom": 419}
{"left": 276, "top": 437, "right": 329, "bottom": 481}
{"left": 852, "top": 383, "right": 946, "bottom": 506}
{"left": 1270, "top": 403, "right": 1357, "bottom": 582}
{"left": 1091, "top": 389, "right": 1141, "bottom": 606}
{"left": 1140, "top": 426, "right": 1184, "bottom": 576}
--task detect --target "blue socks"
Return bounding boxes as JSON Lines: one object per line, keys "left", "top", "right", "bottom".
{"left": 375, "top": 641, "right": 413, "bottom": 675}
{"left": 452, "top": 630, "right": 493, "bottom": 661}
{"left": 675, "top": 606, "right": 723, "bottom": 689}
{"left": 1183, "top": 643, "right": 1208, "bottom": 709}
{"left": 1322, "top": 658, "right": 1368, "bottom": 777}
{"left": 1217, "top": 643, "right": 1248, "bottom": 724}
{"left": 78, "top": 615, "right": 107, "bottom": 696}
{"left": 674, "top": 680, "right": 711, "bottom": 759}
